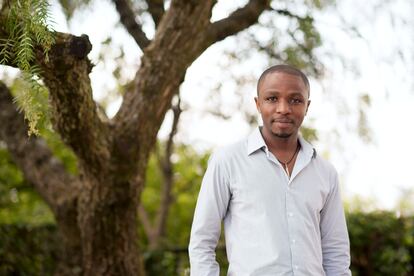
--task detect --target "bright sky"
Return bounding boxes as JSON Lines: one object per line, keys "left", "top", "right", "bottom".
{"left": 46, "top": 0, "right": 414, "bottom": 210}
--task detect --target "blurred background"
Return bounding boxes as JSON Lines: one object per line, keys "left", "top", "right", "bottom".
{"left": 0, "top": 0, "right": 413, "bottom": 275}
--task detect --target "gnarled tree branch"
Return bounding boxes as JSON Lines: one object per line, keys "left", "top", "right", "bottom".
{"left": 273, "top": 8, "right": 304, "bottom": 20}
{"left": 206, "top": 0, "right": 270, "bottom": 44}
{"left": 0, "top": 13, "right": 112, "bottom": 175}
{"left": 112, "top": 0, "right": 150, "bottom": 49}
{"left": 146, "top": 0, "right": 165, "bottom": 27}
{"left": 155, "top": 98, "right": 180, "bottom": 217}
{"left": 36, "top": 33, "right": 111, "bottom": 175}
{"left": 137, "top": 97, "right": 182, "bottom": 249}
{"left": 137, "top": 204, "right": 155, "bottom": 244}
{"left": 111, "top": 1, "right": 216, "bottom": 179}
{"left": 0, "top": 81, "right": 80, "bottom": 213}
{"left": 153, "top": 97, "right": 181, "bottom": 248}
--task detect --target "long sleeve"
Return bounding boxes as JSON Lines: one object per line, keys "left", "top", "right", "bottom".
{"left": 188, "top": 152, "right": 231, "bottom": 276}
{"left": 320, "top": 170, "right": 352, "bottom": 276}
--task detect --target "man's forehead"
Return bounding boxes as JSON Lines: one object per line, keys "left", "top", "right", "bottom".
{"left": 258, "top": 71, "right": 310, "bottom": 96}
{"left": 260, "top": 72, "right": 307, "bottom": 89}
{"left": 260, "top": 90, "right": 306, "bottom": 96}
{"left": 262, "top": 71, "right": 304, "bottom": 82}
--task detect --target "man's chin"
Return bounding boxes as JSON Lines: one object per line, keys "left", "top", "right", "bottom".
{"left": 273, "top": 132, "right": 292, "bottom": 138}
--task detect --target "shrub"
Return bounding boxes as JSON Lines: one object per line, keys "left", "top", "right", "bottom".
{"left": 347, "top": 211, "right": 413, "bottom": 275}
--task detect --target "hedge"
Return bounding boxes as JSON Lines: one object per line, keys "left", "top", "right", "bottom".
{"left": 0, "top": 212, "right": 413, "bottom": 275}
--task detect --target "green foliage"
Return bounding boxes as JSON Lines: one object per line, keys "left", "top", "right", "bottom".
{"left": 344, "top": 194, "right": 379, "bottom": 213}
{"left": 166, "top": 145, "right": 210, "bottom": 246}
{"left": 0, "top": 149, "right": 55, "bottom": 225}
{"left": 9, "top": 73, "right": 51, "bottom": 136}
{"left": 0, "top": 150, "right": 24, "bottom": 208}
{"left": 282, "top": 13, "right": 321, "bottom": 71}
{"left": 301, "top": 126, "right": 318, "bottom": 142}
{"left": 138, "top": 142, "right": 210, "bottom": 274}
{"left": 140, "top": 143, "right": 210, "bottom": 247}
{"left": 2, "top": 0, "right": 55, "bottom": 66}
{"left": 1, "top": 138, "right": 414, "bottom": 274}
{"left": 0, "top": 224, "right": 57, "bottom": 275}
{"left": 358, "top": 93, "right": 372, "bottom": 143}
{"left": 396, "top": 188, "right": 414, "bottom": 217}
{"left": 347, "top": 211, "right": 413, "bottom": 275}
{"left": 303, "top": 0, "right": 336, "bottom": 10}
{"left": 2, "top": 213, "right": 413, "bottom": 275}
{"left": 1, "top": 0, "right": 55, "bottom": 135}
{"left": 0, "top": 98, "right": 77, "bottom": 225}
{"left": 143, "top": 250, "right": 179, "bottom": 276}
{"left": 0, "top": 134, "right": 77, "bottom": 224}
{"left": 245, "top": 1, "right": 327, "bottom": 77}
{"left": 41, "top": 129, "right": 79, "bottom": 175}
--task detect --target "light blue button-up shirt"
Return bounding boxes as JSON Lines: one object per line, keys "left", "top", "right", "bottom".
{"left": 189, "top": 127, "right": 351, "bottom": 276}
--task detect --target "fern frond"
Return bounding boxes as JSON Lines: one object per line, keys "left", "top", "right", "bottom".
{"left": 1, "top": 0, "right": 55, "bottom": 136}
{"left": 16, "top": 33, "right": 34, "bottom": 71}
{"left": 13, "top": 71, "right": 51, "bottom": 136}
{"left": 0, "top": 38, "right": 15, "bottom": 64}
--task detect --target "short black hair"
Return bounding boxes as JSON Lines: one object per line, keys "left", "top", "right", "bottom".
{"left": 257, "top": 64, "right": 310, "bottom": 97}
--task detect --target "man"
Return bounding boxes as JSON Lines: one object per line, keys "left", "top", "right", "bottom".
{"left": 188, "top": 64, "right": 351, "bottom": 275}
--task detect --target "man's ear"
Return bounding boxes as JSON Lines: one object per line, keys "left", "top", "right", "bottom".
{"left": 255, "top": 97, "right": 261, "bottom": 113}
{"left": 305, "top": 100, "right": 311, "bottom": 115}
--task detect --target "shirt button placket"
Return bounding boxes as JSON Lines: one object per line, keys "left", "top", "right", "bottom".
{"left": 286, "top": 185, "right": 298, "bottom": 274}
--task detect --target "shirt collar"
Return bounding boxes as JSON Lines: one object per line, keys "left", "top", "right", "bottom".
{"left": 247, "top": 127, "right": 267, "bottom": 155}
{"left": 298, "top": 135, "right": 317, "bottom": 160}
{"left": 247, "top": 127, "right": 316, "bottom": 159}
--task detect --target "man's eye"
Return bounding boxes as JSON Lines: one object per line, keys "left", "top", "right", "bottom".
{"left": 290, "top": 98, "right": 302, "bottom": 104}
{"left": 266, "top": 97, "right": 277, "bottom": 102}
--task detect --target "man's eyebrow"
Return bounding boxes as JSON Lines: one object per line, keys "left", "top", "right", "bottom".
{"left": 262, "top": 91, "right": 305, "bottom": 97}
{"left": 261, "top": 90, "right": 280, "bottom": 94}
{"left": 289, "top": 92, "right": 306, "bottom": 97}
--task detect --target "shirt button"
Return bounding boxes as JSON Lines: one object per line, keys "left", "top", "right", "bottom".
{"left": 294, "top": 265, "right": 299, "bottom": 270}
{"left": 292, "top": 239, "right": 296, "bottom": 244}
{"left": 288, "top": 212, "right": 293, "bottom": 217}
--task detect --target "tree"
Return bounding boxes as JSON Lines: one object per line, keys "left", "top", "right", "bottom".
{"left": 0, "top": 1, "right": 269, "bottom": 274}
{"left": 0, "top": 0, "right": 326, "bottom": 274}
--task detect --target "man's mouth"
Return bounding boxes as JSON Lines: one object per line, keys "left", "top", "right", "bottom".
{"left": 272, "top": 118, "right": 293, "bottom": 124}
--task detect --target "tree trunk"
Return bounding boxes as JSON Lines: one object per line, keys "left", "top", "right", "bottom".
{"left": 54, "top": 204, "right": 83, "bottom": 275}
{"left": 77, "top": 171, "right": 146, "bottom": 275}
{"left": 0, "top": 1, "right": 270, "bottom": 274}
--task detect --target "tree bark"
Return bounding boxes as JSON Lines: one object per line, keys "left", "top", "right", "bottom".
{"left": 146, "top": 0, "right": 165, "bottom": 27}
{"left": 76, "top": 172, "right": 146, "bottom": 275}
{"left": 112, "top": 0, "right": 150, "bottom": 49}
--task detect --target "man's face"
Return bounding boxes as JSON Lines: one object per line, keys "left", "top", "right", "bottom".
{"left": 255, "top": 72, "right": 310, "bottom": 139}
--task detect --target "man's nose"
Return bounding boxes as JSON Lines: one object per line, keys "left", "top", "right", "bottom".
{"left": 276, "top": 100, "right": 291, "bottom": 114}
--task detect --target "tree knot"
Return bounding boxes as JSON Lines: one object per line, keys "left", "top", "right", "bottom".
{"left": 69, "top": 34, "right": 92, "bottom": 59}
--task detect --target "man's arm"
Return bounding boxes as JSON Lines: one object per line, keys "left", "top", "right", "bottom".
{"left": 320, "top": 170, "right": 352, "bottom": 276}
{"left": 188, "top": 152, "right": 231, "bottom": 276}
